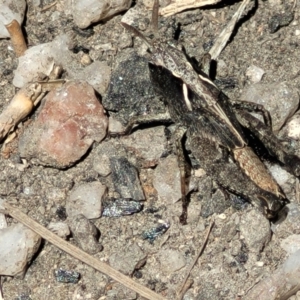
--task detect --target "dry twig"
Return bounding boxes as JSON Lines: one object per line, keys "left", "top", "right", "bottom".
{"left": 5, "top": 19, "right": 27, "bottom": 57}
{"left": 209, "top": 0, "right": 252, "bottom": 60}
{"left": 176, "top": 218, "right": 214, "bottom": 300}
{"left": 159, "top": 0, "right": 222, "bottom": 17}
{"left": 1, "top": 203, "right": 166, "bottom": 300}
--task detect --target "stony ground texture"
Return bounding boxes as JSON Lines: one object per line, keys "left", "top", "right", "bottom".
{"left": 2, "top": 0, "right": 300, "bottom": 299}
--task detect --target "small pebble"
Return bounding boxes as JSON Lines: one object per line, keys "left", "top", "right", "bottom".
{"left": 269, "top": 12, "right": 294, "bottom": 33}
{"left": 142, "top": 220, "right": 170, "bottom": 243}
{"left": 72, "top": 0, "right": 132, "bottom": 28}
{"left": 110, "top": 157, "right": 145, "bottom": 201}
{"left": 13, "top": 34, "right": 111, "bottom": 95}
{"left": 285, "top": 113, "right": 300, "bottom": 140}
{"left": 54, "top": 269, "right": 80, "bottom": 284}
{"left": 19, "top": 81, "right": 108, "bottom": 168}
{"left": 158, "top": 249, "right": 186, "bottom": 273}
{"left": 241, "top": 82, "right": 299, "bottom": 131}
{"left": 239, "top": 210, "right": 271, "bottom": 253}
{"left": 48, "top": 222, "right": 70, "bottom": 239}
{"left": 218, "top": 213, "right": 227, "bottom": 220}
{"left": 80, "top": 53, "right": 92, "bottom": 66}
{"left": 68, "top": 214, "right": 103, "bottom": 254}
{"left": 272, "top": 203, "right": 300, "bottom": 239}
{"left": 109, "top": 243, "right": 146, "bottom": 275}
{"left": 102, "top": 198, "right": 143, "bottom": 217}
{"left": 66, "top": 181, "right": 106, "bottom": 219}
{"left": 246, "top": 65, "right": 265, "bottom": 83}
{"left": 153, "top": 155, "right": 181, "bottom": 204}
{"left": 256, "top": 261, "right": 264, "bottom": 267}
{"left": 0, "top": 223, "right": 41, "bottom": 276}
{"left": 280, "top": 234, "right": 300, "bottom": 255}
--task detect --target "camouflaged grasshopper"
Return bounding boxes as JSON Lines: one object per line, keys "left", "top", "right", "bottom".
{"left": 116, "top": 0, "right": 300, "bottom": 221}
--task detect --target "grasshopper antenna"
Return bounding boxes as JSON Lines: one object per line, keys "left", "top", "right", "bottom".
{"left": 151, "top": 0, "right": 159, "bottom": 35}
{"left": 121, "top": 22, "right": 152, "bottom": 49}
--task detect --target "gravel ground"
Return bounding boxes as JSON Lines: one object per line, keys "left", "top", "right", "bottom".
{"left": 1, "top": 0, "right": 300, "bottom": 299}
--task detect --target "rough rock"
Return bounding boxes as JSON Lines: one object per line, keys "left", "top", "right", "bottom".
{"left": 121, "top": 126, "right": 168, "bottom": 167}
{"left": 68, "top": 214, "right": 102, "bottom": 254}
{"left": 272, "top": 203, "right": 300, "bottom": 239}
{"left": 0, "top": 223, "right": 41, "bottom": 277}
{"left": 13, "top": 34, "right": 111, "bottom": 95}
{"left": 246, "top": 249, "right": 300, "bottom": 299}
{"left": 241, "top": 82, "right": 299, "bottom": 131}
{"left": 93, "top": 139, "right": 127, "bottom": 177}
{"left": 103, "top": 49, "right": 165, "bottom": 126}
{"left": 19, "top": 81, "right": 108, "bottom": 168}
{"left": 200, "top": 188, "right": 229, "bottom": 218}
{"left": 239, "top": 210, "right": 271, "bottom": 252}
{"left": 72, "top": 0, "right": 132, "bottom": 28}
{"left": 66, "top": 181, "right": 106, "bottom": 219}
{"left": 157, "top": 249, "right": 186, "bottom": 273}
{"left": 109, "top": 243, "right": 146, "bottom": 275}
{"left": 153, "top": 154, "right": 181, "bottom": 204}
{"left": 281, "top": 235, "right": 300, "bottom": 255}
{"left": 47, "top": 222, "right": 70, "bottom": 239}
{"left": 110, "top": 157, "right": 145, "bottom": 201}
{"left": 245, "top": 65, "right": 265, "bottom": 83}
{"left": 285, "top": 113, "right": 300, "bottom": 140}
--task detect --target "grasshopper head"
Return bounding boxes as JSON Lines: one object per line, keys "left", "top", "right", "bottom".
{"left": 256, "top": 191, "right": 287, "bottom": 219}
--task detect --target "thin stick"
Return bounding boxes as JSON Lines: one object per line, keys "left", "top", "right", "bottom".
{"left": 5, "top": 19, "right": 27, "bottom": 57}
{"left": 2, "top": 203, "right": 166, "bottom": 300}
{"left": 0, "top": 277, "right": 3, "bottom": 300}
{"left": 176, "top": 218, "right": 214, "bottom": 300}
{"left": 152, "top": 0, "right": 159, "bottom": 34}
{"left": 159, "top": 0, "right": 222, "bottom": 17}
{"left": 209, "top": 0, "right": 252, "bottom": 60}
{"left": 41, "top": 1, "right": 57, "bottom": 12}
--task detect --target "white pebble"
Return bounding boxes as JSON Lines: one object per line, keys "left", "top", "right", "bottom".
{"left": 246, "top": 65, "right": 265, "bottom": 83}
{"left": 0, "top": 223, "right": 41, "bottom": 276}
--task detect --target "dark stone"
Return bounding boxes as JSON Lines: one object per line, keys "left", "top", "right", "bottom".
{"left": 269, "top": 12, "right": 294, "bottom": 33}
{"left": 110, "top": 157, "right": 145, "bottom": 200}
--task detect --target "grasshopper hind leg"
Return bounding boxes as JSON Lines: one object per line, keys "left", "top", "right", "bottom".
{"left": 235, "top": 110, "right": 300, "bottom": 178}
{"left": 187, "top": 131, "right": 286, "bottom": 218}
{"left": 173, "top": 126, "right": 191, "bottom": 224}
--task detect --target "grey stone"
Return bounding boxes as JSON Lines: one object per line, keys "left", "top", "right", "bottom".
{"left": 0, "top": 223, "right": 41, "bottom": 277}
{"left": 281, "top": 234, "right": 300, "bottom": 255}
{"left": 68, "top": 214, "right": 102, "bottom": 254}
{"left": 200, "top": 188, "right": 230, "bottom": 218}
{"left": 272, "top": 203, "right": 300, "bottom": 239}
{"left": 110, "top": 157, "right": 145, "bottom": 200}
{"left": 240, "top": 210, "right": 271, "bottom": 252}
{"left": 153, "top": 154, "right": 181, "bottom": 204}
{"left": 109, "top": 243, "right": 145, "bottom": 275}
{"left": 121, "top": 126, "right": 167, "bottom": 167}
{"left": 158, "top": 249, "right": 186, "bottom": 273}
{"left": 241, "top": 82, "right": 299, "bottom": 132}
{"left": 72, "top": 0, "right": 132, "bottom": 28}
{"left": 66, "top": 181, "right": 106, "bottom": 219}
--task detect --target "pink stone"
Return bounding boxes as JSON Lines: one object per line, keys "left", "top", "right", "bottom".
{"left": 19, "top": 81, "right": 108, "bottom": 168}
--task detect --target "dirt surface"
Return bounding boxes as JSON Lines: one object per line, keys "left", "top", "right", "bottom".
{"left": 1, "top": 0, "right": 300, "bottom": 299}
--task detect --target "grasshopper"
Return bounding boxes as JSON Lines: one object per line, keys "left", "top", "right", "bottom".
{"left": 115, "top": 0, "right": 300, "bottom": 221}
